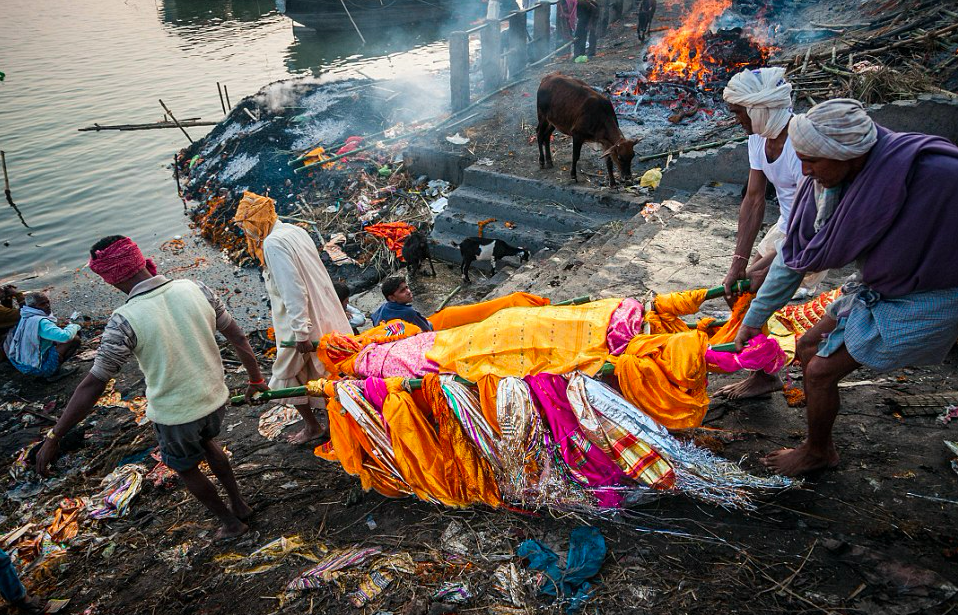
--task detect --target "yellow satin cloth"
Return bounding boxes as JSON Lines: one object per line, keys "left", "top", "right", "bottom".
{"left": 427, "top": 298, "right": 622, "bottom": 382}
{"left": 612, "top": 331, "right": 710, "bottom": 429}
{"left": 429, "top": 292, "right": 550, "bottom": 331}
{"left": 646, "top": 289, "right": 708, "bottom": 334}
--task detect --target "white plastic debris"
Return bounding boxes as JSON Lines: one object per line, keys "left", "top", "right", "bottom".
{"left": 446, "top": 133, "right": 470, "bottom": 145}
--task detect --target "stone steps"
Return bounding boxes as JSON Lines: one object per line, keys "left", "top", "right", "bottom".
{"left": 430, "top": 166, "right": 648, "bottom": 266}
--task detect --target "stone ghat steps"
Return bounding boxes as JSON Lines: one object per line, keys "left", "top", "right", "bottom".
{"left": 482, "top": 182, "right": 745, "bottom": 304}
{"left": 430, "top": 167, "right": 647, "bottom": 266}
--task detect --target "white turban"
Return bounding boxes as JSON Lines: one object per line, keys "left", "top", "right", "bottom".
{"left": 722, "top": 67, "right": 793, "bottom": 139}
{"left": 788, "top": 98, "right": 877, "bottom": 160}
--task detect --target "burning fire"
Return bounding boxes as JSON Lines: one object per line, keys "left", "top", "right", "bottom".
{"left": 647, "top": 0, "right": 768, "bottom": 84}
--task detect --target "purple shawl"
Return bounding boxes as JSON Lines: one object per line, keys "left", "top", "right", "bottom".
{"left": 782, "top": 126, "right": 958, "bottom": 297}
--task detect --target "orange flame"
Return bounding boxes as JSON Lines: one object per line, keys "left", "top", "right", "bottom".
{"left": 647, "top": 0, "right": 732, "bottom": 83}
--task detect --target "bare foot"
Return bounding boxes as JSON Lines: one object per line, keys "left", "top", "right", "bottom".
{"left": 286, "top": 424, "right": 327, "bottom": 445}
{"left": 714, "top": 372, "right": 782, "bottom": 400}
{"left": 214, "top": 519, "right": 249, "bottom": 541}
{"left": 231, "top": 501, "right": 254, "bottom": 523}
{"left": 761, "top": 442, "right": 840, "bottom": 477}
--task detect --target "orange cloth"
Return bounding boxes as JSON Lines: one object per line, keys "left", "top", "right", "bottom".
{"left": 477, "top": 375, "right": 502, "bottom": 436}
{"left": 314, "top": 380, "right": 407, "bottom": 497}
{"left": 47, "top": 498, "right": 84, "bottom": 543}
{"left": 612, "top": 331, "right": 710, "bottom": 429}
{"left": 232, "top": 191, "right": 277, "bottom": 266}
{"left": 705, "top": 293, "right": 756, "bottom": 345}
{"left": 317, "top": 320, "right": 423, "bottom": 376}
{"left": 422, "top": 374, "right": 502, "bottom": 507}
{"left": 428, "top": 292, "right": 551, "bottom": 331}
{"left": 379, "top": 378, "right": 463, "bottom": 506}
{"left": 646, "top": 289, "right": 708, "bottom": 333}
{"left": 364, "top": 222, "right": 417, "bottom": 260}
{"left": 427, "top": 298, "right": 622, "bottom": 382}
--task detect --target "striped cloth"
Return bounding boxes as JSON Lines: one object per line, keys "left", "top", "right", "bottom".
{"left": 819, "top": 283, "right": 958, "bottom": 371}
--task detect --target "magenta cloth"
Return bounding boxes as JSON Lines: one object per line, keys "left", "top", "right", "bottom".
{"left": 525, "top": 373, "right": 626, "bottom": 508}
{"left": 782, "top": 127, "right": 958, "bottom": 297}
{"left": 606, "top": 298, "right": 644, "bottom": 356}
{"left": 88, "top": 237, "right": 158, "bottom": 284}
{"left": 353, "top": 332, "right": 439, "bottom": 379}
{"left": 705, "top": 334, "right": 787, "bottom": 374}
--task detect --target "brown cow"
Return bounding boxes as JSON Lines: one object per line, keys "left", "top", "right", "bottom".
{"left": 636, "top": 0, "right": 657, "bottom": 42}
{"left": 536, "top": 73, "right": 637, "bottom": 187}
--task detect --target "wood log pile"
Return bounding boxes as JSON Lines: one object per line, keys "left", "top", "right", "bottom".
{"left": 774, "top": 0, "right": 958, "bottom": 105}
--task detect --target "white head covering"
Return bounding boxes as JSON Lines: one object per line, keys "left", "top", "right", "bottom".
{"left": 722, "top": 67, "right": 793, "bottom": 139}
{"left": 788, "top": 98, "right": 878, "bottom": 161}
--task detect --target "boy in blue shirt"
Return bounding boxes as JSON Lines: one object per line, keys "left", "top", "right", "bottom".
{"left": 370, "top": 276, "right": 433, "bottom": 331}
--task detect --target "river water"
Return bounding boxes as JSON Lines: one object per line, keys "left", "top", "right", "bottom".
{"left": 0, "top": 0, "right": 459, "bottom": 286}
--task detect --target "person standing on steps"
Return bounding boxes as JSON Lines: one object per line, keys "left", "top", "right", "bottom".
{"left": 35, "top": 236, "right": 265, "bottom": 540}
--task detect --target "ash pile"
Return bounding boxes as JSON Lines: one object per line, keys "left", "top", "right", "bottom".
{"left": 175, "top": 75, "right": 451, "bottom": 292}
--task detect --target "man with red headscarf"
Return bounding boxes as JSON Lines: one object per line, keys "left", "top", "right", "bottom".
{"left": 36, "top": 236, "right": 268, "bottom": 540}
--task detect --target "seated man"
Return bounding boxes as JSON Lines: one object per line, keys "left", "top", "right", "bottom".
{"left": 3, "top": 291, "right": 80, "bottom": 379}
{"left": 370, "top": 276, "right": 433, "bottom": 331}
{"left": 735, "top": 99, "right": 958, "bottom": 477}
{"left": 333, "top": 281, "right": 366, "bottom": 335}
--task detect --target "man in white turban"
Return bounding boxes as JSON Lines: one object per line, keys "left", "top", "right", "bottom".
{"left": 735, "top": 98, "right": 958, "bottom": 477}
{"left": 717, "top": 67, "right": 825, "bottom": 400}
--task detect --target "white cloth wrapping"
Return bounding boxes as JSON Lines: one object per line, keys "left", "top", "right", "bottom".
{"left": 722, "top": 67, "right": 793, "bottom": 139}
{"left": 262, "top": 221, "right": 352, "bottom": 404}
{"left": 788, "top": 98, "right": 878, "bottom": 160}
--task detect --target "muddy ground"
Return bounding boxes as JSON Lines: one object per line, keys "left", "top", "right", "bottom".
{"left": 3, "top": 2, "right": 958, "bottom": 615}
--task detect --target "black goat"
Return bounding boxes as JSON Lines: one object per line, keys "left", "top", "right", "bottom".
{"left": 459, "top": 237, "right": 530, "bottom": 283}
{"left": 401, "top": 231, "right": 436, "bottom": 278}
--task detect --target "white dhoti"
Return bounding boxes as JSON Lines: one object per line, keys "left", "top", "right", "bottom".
{"left": 263, "top": 221, "right": 353, "bottom": 407}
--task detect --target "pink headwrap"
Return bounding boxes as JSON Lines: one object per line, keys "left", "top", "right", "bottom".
{"left": 88, "top": 237, "right": 157, "bottom": 285}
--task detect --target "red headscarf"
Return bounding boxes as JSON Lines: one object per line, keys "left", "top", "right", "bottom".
{"left": 88, "top": 237, "right": 157, "bottom": 285}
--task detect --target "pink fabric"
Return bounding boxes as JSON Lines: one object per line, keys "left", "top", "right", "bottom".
{"left": 354, "top": 332, "right": 439, "bottom": 379}
{"left": 705, "top": 334, "right": 788, "bottom": 374}
{"left": 525, "top": 373, "right": 626, "bottom": 508}
{"left": 606, "top": 298, "right": 644, "bottom": 356}
{"left": 363, "top": 378, "right": 389, "bottom": 411}
{"left": 88, "top": 237, "right": 157, "bottom": 284}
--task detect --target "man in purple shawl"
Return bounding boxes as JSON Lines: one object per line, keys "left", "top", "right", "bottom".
{"left": 734, "top": 98, "right": 958, "bottom": 477}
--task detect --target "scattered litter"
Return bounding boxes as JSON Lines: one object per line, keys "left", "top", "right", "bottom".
{"left": 492, "top": 562, "right": 535, "bottom": 608}
{"left": 348, "top": 569, "right": 393, "bottom": 607}
{"left": 425, "top": 179, "right": 451, "bottom": 197}
{"left": 288, "top": 546, "right": 383, "bottom": 591}
{"left": 476, "top": 157, "right": 494, "bottom": 166}
{"left": 574, "top": 55, "right": 589, "bottom": 63}
{"left": 44, "top": 598, "right": 71, "bottom": 613}
{"left": 365, "top": 515, "right": 377, "bottom": 530}
{"left": 639, "top": 201, "right": 663, "bottom": 221}
{"left": 429, "top": 197, "right": 448, "bottom": 217}
{"left": 445, "top": 133, "right": 470, "bottom": 145}
{"left": 146, "top": 461, "right": 177, "bottom": 488}
{"left": 517, "top": 526, "right": 606, "bottom": 613}
{"left": 440, "top": 519, "right": 476, "bottom": 558}
{"left": 946, "top": 441, "right": 958, "bottom": 477}
{"left": 217, "top": 535, "right": 319, "bottom": 575}
{"left": 323, "top": 233, "right": 356, "bottom": 266}
{"left": 661, "top": 199, "right": 684, "bottom": 212}
{"left": 258, "top": 404, "right": 303, "bottom": 441}
{"left": 96, "top": 379, "right": 149, "bottom": 425}
{"left": 158, "top": 542, "right": 193, "bottom": 572}
{"left": 639, "top": 167, "right": 662, "bottom": 189}
{"left": 88, "top": 464, "right": 146, "bottom": 520}
{"left": 432, "top": 581, "right": 473, "bottom": 604}
{"left": 937, "top": 405, "right": 958, "bottom": 425}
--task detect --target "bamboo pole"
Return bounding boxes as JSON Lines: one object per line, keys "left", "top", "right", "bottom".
{"left": 223, "top": 85, "right": 232, "bottom": 110}
{"left": 637, "top": 135, "right": 748, "bottom": 163}
{"left": 217, "top": 82, "right": 227, "bottom": 115}
{"left": 158, "top": 99, "right": 194, "bottom": 144}
{"left": 2, "top": 150, "right": 28, "bottom": 228}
